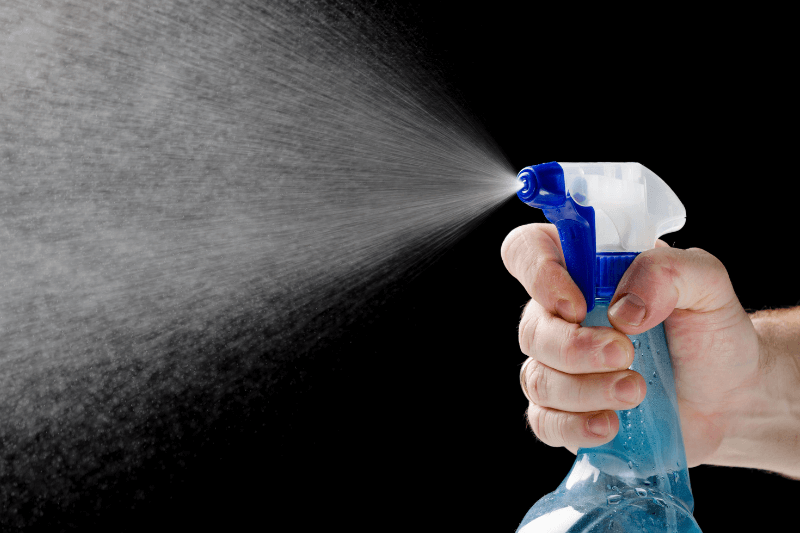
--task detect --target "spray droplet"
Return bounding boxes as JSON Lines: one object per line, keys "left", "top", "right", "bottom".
{"left": 607, "top": 494, "right": 622, "bottom": 505}
{"left": 635, "top": 488, "right": 647, "bottom": 497}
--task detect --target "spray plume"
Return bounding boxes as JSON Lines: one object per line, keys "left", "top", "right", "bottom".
{"left": 0, "top": 0, "right": 517, "bottom": 524}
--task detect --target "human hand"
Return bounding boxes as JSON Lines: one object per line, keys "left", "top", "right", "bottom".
{"left": 501, "top": 223, "right": 762, "bottom": 468}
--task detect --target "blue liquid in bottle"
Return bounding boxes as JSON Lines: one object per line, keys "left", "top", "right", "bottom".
{"left": 514, "top": 297, "right": 702, "bottom": 532}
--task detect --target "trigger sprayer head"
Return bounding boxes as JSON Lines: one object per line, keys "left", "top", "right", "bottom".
{"left": 516, "top": 162, "right": 685, "bottom": 311}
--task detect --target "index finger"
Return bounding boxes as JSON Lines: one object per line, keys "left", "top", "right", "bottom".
{"left": 501, "top": 223, "right": 586, "bottom": 323}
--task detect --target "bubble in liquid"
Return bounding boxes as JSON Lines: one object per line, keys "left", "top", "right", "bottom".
{"left": 607, "top": 494, "right": 622, "bottom": 505}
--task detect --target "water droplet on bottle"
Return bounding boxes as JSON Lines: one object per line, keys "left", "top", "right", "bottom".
{"left": 632, "top": 339, "right": 640, "bottom": 350}
{"left": 643, "top": 479, "right": 651, "bottom": 485}
{"left": 628, "top": 460, "right": 633, "bottom": 469}
{"left": 654, "top": 497, "right": 668, "bottom": 507}
{"left": 607, "top": 494, "right": 622, "bottom": 505}
{"left": 635, "top": 488, "right": 647, "bottom": 497}
{"left": 674, "top": 471, "right": 679, "bottom": 482}
{"left": 606, "top": 484, "right": 611, "bottom": 490}
{"left": 653, "top": 371, "right": 657, "bottom": 378}
{"left": 648, "top": 380, "right": 652, "bottom": 385}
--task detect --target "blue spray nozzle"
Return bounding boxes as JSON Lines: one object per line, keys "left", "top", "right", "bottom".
{"left": 516, "top": 162, "right": 598, "bottom": 312}
{"left": 516, "top": 162, "right": 686, "bottom": 314}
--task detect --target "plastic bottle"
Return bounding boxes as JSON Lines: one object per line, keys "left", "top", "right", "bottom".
{"left": 513, "top": 162, "right": 702, "bottom": 532}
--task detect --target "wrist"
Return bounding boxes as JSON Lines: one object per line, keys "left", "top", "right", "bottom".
{"left": 710, "top": 308, "right": 800, "bottom": 478}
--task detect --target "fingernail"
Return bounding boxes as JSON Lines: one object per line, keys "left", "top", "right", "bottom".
{"left": 608, "top": 293, "right": 646, "bottom": 326}
{"left": 556, "top": 299, "right": 575, "bottom": 321}
{"left": 614, "top": 376, "right": 639, "bottom": 403}
{"left": 602, "top": 341, "right": 629, "bottom": 369}
{"left": 587, "top": 413, "right": 609, "bottom": 437}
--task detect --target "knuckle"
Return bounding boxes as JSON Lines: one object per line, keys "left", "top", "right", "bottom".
{"left": 502, "top": 226, "right": 538, "bottom": 282}
{"left": 525, "top": 360, "right": 549, "bottom": 406}
{"left": 517, "top": 307, "right": 540, "bottom": 356}
{"left": 692, "top": 247, "right": 729, "bottom": 277}
{"left": 559, "top": 324, "right": 585, "bottom": 371}
{"left": 525, "top": 404, "right": 548, "bottom": 444}
{"left": 526, "top": 404, "right": 568, "bottom": 448}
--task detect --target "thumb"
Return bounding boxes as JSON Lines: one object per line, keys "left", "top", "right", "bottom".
{"left": 607, "top": 247, "right": 739, "bottom": 335}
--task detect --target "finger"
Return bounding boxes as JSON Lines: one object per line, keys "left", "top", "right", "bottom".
{"left": 607, "top": 247, "right": 741, "bottom": 335}
{"left": 501, "top": 223, "right": 586, "bottom": 323}
{"left": 526, "top": 403, "right": 619, "bottom": 448}
{"left": 521, "top": 358, "right": 645, "bottom": 412}
{"left": 519, "top": 299, "right": 634, "bottom": 373}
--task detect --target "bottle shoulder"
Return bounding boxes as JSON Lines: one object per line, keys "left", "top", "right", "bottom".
{"left": 517, "top": 493, "right": 701, "bottom": 532}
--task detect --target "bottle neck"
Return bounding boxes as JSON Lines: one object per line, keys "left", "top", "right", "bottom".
{"left": 595, "top": 252, "right": 639, "bottom": 300}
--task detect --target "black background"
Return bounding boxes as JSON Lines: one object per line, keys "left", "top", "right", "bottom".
{"left": 257, "top": 3, "right": 796, "bottom": 533}
{"left": 36, "top": 2, "right": 794, "bottom": 532}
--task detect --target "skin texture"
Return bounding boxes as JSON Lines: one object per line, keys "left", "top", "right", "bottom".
{"left": 501, "top": 223, "right": 800, "bottom": 478}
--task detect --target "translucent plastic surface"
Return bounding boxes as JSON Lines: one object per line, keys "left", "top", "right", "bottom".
{"left": 559, "top": 163, "right": 686, "bottom": 253}
{"left": 515, "top": 299, "right": 702, "bottom": 533}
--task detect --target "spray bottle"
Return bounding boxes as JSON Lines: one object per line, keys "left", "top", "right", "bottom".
{"left": 513, "top": 162, "right": 702, "bottom": 532}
